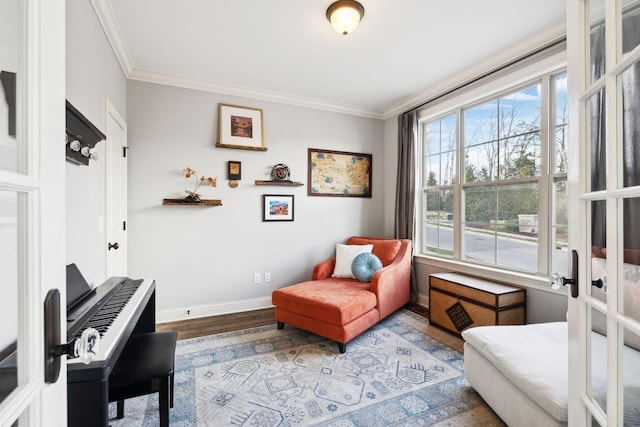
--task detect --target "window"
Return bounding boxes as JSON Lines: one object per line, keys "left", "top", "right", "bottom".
{"left": 419, "top": 69, "right": 568, "bottom": 277}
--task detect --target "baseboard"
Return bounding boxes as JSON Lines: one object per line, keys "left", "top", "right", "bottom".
{"left": 156, "top": 296, "right": 274, "bottom": 323}
{"left": 158, "top": 293, "right": 428, "bottom": 324}
{"left": 417, "top": 292, "right": 429, "bottom": 309}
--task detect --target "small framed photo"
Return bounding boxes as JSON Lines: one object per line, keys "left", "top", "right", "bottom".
{"left": 216, "top": 104, "right": 266, "bottom": 151}
{"left": 227, "top": 161, "right": 241, "bottom": 180}
{"left": 262, "top": 194, "right": 294, "bottom": 222}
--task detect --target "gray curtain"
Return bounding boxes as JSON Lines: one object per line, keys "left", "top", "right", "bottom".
{"left": 395, "top": 111, "right": 416, "bottom": 239}
{"left": 395, "top": 110, "right": 418, "bottom": 300}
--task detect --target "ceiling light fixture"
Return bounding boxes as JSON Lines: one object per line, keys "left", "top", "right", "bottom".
{"left": 326, "top": 0, "right": 365, "bottom": 36}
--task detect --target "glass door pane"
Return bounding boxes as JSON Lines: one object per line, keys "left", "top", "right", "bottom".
{"left": 588, "top": 0, "right": 606, "bottom": 84}
{"left": 621, "top": 61, "right": 640, "bottom": 188}
{"left": 588, "top": 89, "right": 606, "bottom": 192}
{"left": 622, "top": 0, "right": 640, "bottom": 57}
{"left": 0, "top": 0, "right": 20, "bottom": 409}
{"left": 0, "top": 190, "right": 17, "bottom": 404}
{"left": 622, "top": 326, "right": 640, "bottom": 424}
{"left": 0, "top": 0, "right": 19, "bottom": 174}
{"left": 553, "top": 179, "right": 569, "bottom": 276}
{"left": 621, "top": 197, "right": 640, "bottom": 424}
{"left": 554, "top": 74, "right": 569, "bottom": 174}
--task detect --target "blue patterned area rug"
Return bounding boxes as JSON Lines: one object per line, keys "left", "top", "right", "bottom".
{"left": 108, "top": 309, "right": 504, "bottom": 426}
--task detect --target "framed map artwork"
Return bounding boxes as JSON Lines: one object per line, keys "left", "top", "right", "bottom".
{"left": 307, "top": 148, "right": 372, "bottom": 197}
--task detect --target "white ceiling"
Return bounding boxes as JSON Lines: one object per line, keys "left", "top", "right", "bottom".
{"left": 97, "top": 0, "right": 566, "bottom": 119}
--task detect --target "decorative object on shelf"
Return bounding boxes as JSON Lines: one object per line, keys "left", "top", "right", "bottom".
{"left": 66, "top": 100, "right": 105, "bottom": 166}
{"left": 215, "top": 104, "right": 267, "bottom": 151}
{"left": 271, "top": 163, "right": 291, "bottom": 181}
{"left": 227, "top": 161, "right": 241, "bottom": 180}
{"left": 262, "top": 194, "right": 294, "bottom": 222}
{"left": 227, "top": 160, "right": 241, "bottom": 188}
{"left": 254, "top": 163, "right": 303, "bottom": 186}
{"left": 326, "top": 0, "right": 365, "bottom": 35}
{"left": 182, "top": 167, "right": 216, "bottom": 202}
{"left": 184, "top": 193, "right": 201, "bottom": 203}
{"left": 308, "top": 148, "right": 372, "bottom": 197}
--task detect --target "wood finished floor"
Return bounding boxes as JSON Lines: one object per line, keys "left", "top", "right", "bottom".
{"left": 156, "top": 303, "right": 464, "bottom": 352}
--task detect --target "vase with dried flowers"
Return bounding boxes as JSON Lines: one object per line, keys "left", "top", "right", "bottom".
{"left": 183, "top": 167, "right": 217, "bottom": 202}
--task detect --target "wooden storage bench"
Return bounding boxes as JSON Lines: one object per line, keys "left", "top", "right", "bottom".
{"left": 429, "top": 272, "right": 525, "bottom": 335}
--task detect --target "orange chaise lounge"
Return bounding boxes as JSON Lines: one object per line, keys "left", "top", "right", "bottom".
{"left": 271, "top": 236, "right": 412, "bottom": 352}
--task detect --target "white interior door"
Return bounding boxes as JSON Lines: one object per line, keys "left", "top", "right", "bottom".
{"left": 567, "top": 0, "right": 640, "bottom": 425}
{"left": 105, "top": 99, "right": 127, "bottom": 278}
{"left": 0, "top": 0, "right": 67, "bottom": 426}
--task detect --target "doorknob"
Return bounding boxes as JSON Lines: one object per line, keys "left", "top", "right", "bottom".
{"left": 108, "top": 242, "right": 119, "bottom": 250}
{"left": 592, "top": 277, "right": 607, "bottom": 293}
{"left": 44, "top": 289, "right": 101, "bottom": 383}
{"left": 550, "top": 249, "right": 579, "bottom": 298}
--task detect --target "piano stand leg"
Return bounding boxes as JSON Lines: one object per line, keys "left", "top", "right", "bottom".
{"left": 159, "top": 376, "right": 170, "bottom": 427}
{"left": 170, "top": 372, "right": 175, "bottom": 408}
{"left": 116, "top": 400, "right": 125, "bottom": 419}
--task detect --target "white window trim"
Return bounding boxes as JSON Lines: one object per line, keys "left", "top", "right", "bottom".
{"left": 415, "top": 50, "right": 567, "bottom": 294}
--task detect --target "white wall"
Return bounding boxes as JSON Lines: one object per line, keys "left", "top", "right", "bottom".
{"left": 65, "top": 0, "right": 127, "bottom": 287}
{"left": 126, "top": 81, "right": 386, "bottom": 320}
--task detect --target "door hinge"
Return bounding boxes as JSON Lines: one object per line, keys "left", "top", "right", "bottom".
{"left": 123, "top": 221, "right": 126, "bottom": 231}
{"left": 122, "top": 146, "right": 129, "bottom": 158}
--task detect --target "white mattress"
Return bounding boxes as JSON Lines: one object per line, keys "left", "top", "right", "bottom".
{"left": 462, "top": 322, "right": 640, "bottom": 425}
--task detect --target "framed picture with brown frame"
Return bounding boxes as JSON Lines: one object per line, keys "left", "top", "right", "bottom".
{"left": 308, "top": 148, "right": 372, "bottom": 197}
{"left": 216, "top": 104, "right": 267, "bottom": 151}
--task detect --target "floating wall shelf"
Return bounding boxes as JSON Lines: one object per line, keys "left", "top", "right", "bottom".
{"left": 254, "top": 180, "right": 304, "bottom": 187}
{"left": 215, "top": 143, "right": 267, "bottom": 152}
{"left": 162, "top": 199, "right": 222, "bottom": 206}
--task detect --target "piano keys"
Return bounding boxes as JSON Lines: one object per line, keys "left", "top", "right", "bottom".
{"left": 65, "top": 264, "right": 156, "bottom": 427}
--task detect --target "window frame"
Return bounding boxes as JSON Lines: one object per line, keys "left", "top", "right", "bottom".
{"left": 415, "top": 50, "right": 567, "bottom": 290}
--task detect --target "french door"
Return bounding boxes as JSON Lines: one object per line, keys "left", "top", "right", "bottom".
{"left": 566, "top": 0, "right": 640, "bottom": 425}
{"left": 0, "top": 0, "right": 67, "bottom": 426}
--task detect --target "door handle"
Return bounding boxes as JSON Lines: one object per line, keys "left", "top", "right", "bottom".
{"left": 108, "top": 242, "right": 119, "bottom": 250}
{"left": 592, "top": 277, "right": 607, "bottom": 293}
{"left": 550, "top": 249, "right": 579, "bottom": 298}
{"left": 44, "top": 289, "right": 101, "bottom": 383}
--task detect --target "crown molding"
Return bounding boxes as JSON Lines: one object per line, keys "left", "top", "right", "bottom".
{"left": 127, "top": 69, "right": 385, "bottom": 119}
{"left": 382, "top": 19, "right": 567, "bottom": 120}
{"left": 91, "top": 0, "right": 134, "bottom": 76}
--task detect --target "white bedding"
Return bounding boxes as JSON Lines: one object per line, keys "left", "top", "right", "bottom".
{"left": 463, "top": 322, "right": 640, "bottom": 425}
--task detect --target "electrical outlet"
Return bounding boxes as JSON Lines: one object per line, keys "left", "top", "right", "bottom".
{"left": 254, "top": 273, "right": 261, "bottom": 284}
{"left": 264, "top": 273, "right": 271, "bottom": 282}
